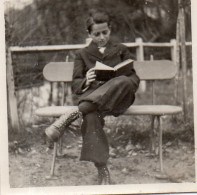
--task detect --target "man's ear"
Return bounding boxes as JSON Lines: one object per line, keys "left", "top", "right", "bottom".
{"left": 88, "top": 31, "right": 92, "bottom": 38}
{"left": 108, "top": 25, "right": 112, "bottom": 32}
{"left": 87, "top": 30, "right": 90, "bottom": 35}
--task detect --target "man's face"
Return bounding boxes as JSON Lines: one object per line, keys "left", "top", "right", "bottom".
{"left": 89, "top": 22, "right": 111, "bottom": 47}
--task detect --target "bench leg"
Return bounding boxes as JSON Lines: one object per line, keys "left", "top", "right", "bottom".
{"left": 59, "top": 137, "right": 63, "bottom": 154}
{"left": 157, "top": 115, "right": 164, "bottom": 173}
{"left": 45, "top": 142, "right": 58, "bottom": 180}
{"left": 150, "top": 115, "right": 156, "bottom": 153}
{"left": 57, "top": 137, "right": 66, "bottom": 157}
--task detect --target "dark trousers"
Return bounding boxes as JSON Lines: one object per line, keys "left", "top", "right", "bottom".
{"left": 78, "top": 76, "right": 138, "bottom": 164}
{"left": 79, "top": 108, "right": 109, "bottom": 164}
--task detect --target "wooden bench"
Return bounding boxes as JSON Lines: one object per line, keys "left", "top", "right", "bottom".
{"left": 35, "top": 60, "right": 182, "bottom": 179}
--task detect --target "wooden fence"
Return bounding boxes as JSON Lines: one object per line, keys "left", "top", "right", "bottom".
{"left": 7, "top": 38, "right": 192, "bottom": 131}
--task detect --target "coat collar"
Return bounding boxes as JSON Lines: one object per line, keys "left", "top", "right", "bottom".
{"left": 85, "top": 39, "right": 119, "bottom": 60}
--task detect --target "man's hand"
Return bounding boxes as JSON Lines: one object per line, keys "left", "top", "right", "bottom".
{"left": 85, "top": 68, "right": 96, "bottom": 86}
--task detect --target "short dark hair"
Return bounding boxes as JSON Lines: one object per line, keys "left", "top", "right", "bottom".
{"left": 86, "top": 11, "right": 110, "bottom": 33}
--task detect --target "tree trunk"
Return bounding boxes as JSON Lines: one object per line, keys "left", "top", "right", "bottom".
{"left": 179, "top": 0, "right": 187, "bottom": 121}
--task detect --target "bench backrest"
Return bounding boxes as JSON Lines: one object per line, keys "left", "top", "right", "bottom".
{"left": 43, "top": 60, "right": 177, "bottom": 82}
{"left": 43, "top": 60, "right": 177, "bottom": 105}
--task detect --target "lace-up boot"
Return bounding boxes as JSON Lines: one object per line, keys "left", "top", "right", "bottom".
{"left": 45, "top": 109, "right": 82, "bottom": 142}
{"left": 95, "top": 164, "right": 111, "bottom": 185}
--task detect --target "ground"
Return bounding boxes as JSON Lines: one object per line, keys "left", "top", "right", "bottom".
{"left": 9, "top": 115, "right": 195, "bottom": 187}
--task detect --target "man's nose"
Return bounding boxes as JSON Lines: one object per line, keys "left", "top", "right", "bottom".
{"left": 100, "top": 33, "right": 104, "bottom": 39}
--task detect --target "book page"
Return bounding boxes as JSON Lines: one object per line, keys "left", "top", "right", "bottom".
{"left": 94, "top": 61, "right": 114, "bottom": 70}
{"left": 114, "top": 59, "right": 133, "bottom": 70}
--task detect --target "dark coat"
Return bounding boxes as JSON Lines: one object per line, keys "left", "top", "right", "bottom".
{"left": 72, "top": 39, "right": 140, "bottom": 115}
{"left": 72, "top": 40, "right": 140, "bottom": 163}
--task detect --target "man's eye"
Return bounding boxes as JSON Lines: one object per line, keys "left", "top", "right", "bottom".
{"left": 94, "top": 32, "right": 100, "bottom": 37}
{"left": 102, "top": 30, "right": 108, "bottom": 35}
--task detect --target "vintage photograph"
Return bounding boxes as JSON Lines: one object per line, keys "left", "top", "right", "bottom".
{"left": 2, "top": 0, "right": 196, "bottom": 194}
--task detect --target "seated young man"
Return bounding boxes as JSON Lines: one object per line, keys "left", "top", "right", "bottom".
{"left": 45, "top": 11, "right": 140, "bottom": 185}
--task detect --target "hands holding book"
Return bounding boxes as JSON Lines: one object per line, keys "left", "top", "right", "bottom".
{"left": 85, "top": 68, "right": 96, "bottom": 87}
{"left": 85, "top": 59, "right": 134, "bottom": 87}
{"left": 93, "top": 59, "right": 134, "bottom": 81}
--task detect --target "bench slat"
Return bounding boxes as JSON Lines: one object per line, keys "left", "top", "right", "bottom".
{"left": 43, "top": 62, "right": 74, "bottom": 82}
{"left": 35, "top": 105, "right": 182, "bottom": 117}
{"left": 124, "top": 105, "right": 182, "bottom": 115}
{"left": 134, "top": 60, "right": 176, "bottom": 80}
{"left": 43, "top": 60, "right": 176, "bottom": 82}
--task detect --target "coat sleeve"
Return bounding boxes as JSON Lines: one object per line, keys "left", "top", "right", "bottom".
{"left": 72, "top": 51, "right": 87, "bottom": 95}
{"left": 120, "top": 44, "right": 133, "bottom": 61}
{"left": 120, "top": 44, "right": 140, "bottom": 90}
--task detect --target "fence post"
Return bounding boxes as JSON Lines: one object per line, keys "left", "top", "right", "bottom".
{"left": 170, "top": 39, "right": 177, "bottom": 63}
{"left": 179, "top": 2, "right": 187, "bottom": 121}
{"left": 170, "top": 39, "right": 179, "bottom": 104}
{"left": 7, "top": 49, "right": 20, "bottom": 132}
{"left": 136, "top": 38, "right": 146, "bottom": 92}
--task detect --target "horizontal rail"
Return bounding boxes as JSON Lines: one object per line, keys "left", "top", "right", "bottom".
{"left": 185, "top": 42, "right": 192, "bottom": 46}
{"left": 143, "top": 42, "right": 191, "bottom": 47}
{"left": 122, "top": 43, "right": 139, "bottom": 47}
{"left": 10, "top": 41, "right": 192, "bottom": 53}
{"left": 10, "top": 44, "right": 88, "bottom": 52}
{"left": 142, "top": 42, "right": 172, "bottom": 47}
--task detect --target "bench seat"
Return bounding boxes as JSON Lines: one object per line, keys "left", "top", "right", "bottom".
{"left": 35, "top": 105, "right": 182, "bottom": 117}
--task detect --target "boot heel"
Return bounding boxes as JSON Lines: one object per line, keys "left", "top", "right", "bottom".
{"left": 45, "top": 127, "right": 60, "bottom": 142}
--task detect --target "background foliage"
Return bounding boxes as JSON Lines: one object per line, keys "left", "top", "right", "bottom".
{"left": 5, "top": 0, "right": 191, "bottom": 89}
{"left": 6, "top": 0, "right": 191, "bottom": 46}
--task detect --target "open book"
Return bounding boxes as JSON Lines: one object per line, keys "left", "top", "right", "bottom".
{"left": 94, "top": 59, "right": 134, "bottom": 81}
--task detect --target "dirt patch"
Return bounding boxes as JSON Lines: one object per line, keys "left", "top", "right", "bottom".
{"left": 9, "top": 125, "right": 195, "bottom": 187}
